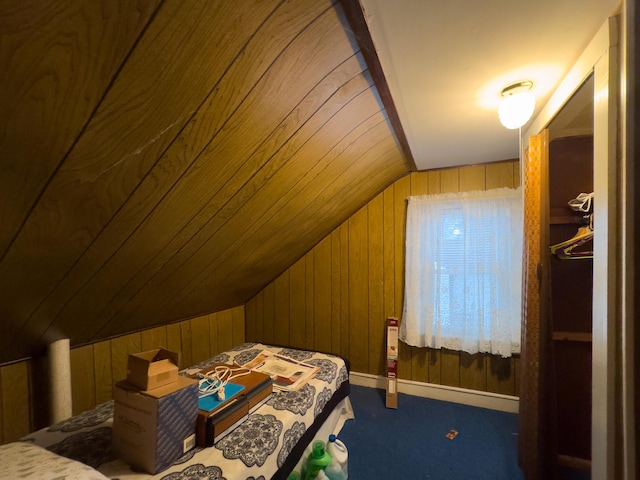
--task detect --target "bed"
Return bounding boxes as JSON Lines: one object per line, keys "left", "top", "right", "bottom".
{"left": 7, "top": 343, "right": 352, "bottom": 480}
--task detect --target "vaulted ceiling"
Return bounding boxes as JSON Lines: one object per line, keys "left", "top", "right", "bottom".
{"left": 0, "top": 0, "right": 618, "bottom": 364}
{"left": 0, "top": 0, "right": 411, "bottom": 363}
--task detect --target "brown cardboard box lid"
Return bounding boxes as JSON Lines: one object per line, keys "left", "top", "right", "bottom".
{"left": 117, "top": 375, "right": 196, "bottom": 398}
{"left": 127, "top": 348, "right": 180, "bottom": 391}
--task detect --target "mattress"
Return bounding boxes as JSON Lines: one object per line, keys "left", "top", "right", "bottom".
{"left": 17, "top": 342, "right": 351, "bottom": 480}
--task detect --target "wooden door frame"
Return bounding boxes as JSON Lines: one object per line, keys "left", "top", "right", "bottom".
{"left": 523, "top": 14, "right": 623, "bottom": 479}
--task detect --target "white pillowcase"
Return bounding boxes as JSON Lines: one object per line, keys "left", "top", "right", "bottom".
{"left": 0, "top": 441, "right": 110, "bottom": 480}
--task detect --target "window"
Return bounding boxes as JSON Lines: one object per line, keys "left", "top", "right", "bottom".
{"left": 399, "top": 187, "right": 523, "bottom": 357}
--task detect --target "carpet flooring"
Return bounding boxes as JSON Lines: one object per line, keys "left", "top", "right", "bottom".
{"left": 336, "top": 385, "right": 524, "bottom": 479}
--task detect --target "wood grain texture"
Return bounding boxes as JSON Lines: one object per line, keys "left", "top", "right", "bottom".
{"left": 367, "top": 194, "right": 385, "bottom": 374}
{"left": 314, "top": 237, "right": 333, "bottom": 353}
{"left": 0, "top": 0, "right": 161, "bottom": 259}
{"left": 0, "top": 362, "right": 31, "bottom": 442}
{"left": 305, "top": 253, "right": 315, "bottom": 349}
{"left": 273, "top": 272, "right": 290, "bottom": 345}
{"left": 230, "top": 306, "right": 245, "bottom": 348}
{"left": 289, "top": 258, "right": 306, "bottom": 349}
{"left": 330, "top": 230, "right": 342, "bottom": 354}
{"left": 0, "top": 0, "right": 410, "bottom": 365}
{"left": 0, "top": 305, "right": 243, "bottom": 443}
{"left": 110, "top": 333, "right": 141, "bottom": 383}
{"left": 180, "top": 320, "right": 193, "bottom": 369}
{"left": 189, "top": 315, "right": 210, "bottom": 365}
{"left": 93, "top": 340, "right": 113, "bottom": 405}
{"left": 70, "top": 345, "right": 95, "bottom": 415}
{"left": 246, "top": 162, "right": 520, "bottom": 393}
{"left": 348, "top": 206, "right": 369, "bottom": 373}
{"left": 141, "top": 326, "right": 167, "bottom": 352}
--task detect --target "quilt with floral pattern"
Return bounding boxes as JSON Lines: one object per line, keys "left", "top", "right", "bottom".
{"left": 21, "top": 343, "right": 350, "bottom": 480}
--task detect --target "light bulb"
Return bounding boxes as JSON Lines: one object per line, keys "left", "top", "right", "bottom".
{"left": 498, "top": 81, "right": 535, "bottom": 129}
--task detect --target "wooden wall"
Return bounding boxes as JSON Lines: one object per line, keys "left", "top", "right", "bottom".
{"left": 0, "top": 306, "right": 243, "bottom": 445}
{"left": 246, "top": 161, "right": 521, "bottom": 395}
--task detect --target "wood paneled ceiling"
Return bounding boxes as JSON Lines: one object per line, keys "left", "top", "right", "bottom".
{"left": 0, "top": 0, "right": 411, "bottom": 363}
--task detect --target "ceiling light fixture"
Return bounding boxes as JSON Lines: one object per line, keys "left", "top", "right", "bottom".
{"left": 498, "top": 80, "right": 535, "bottom": 129}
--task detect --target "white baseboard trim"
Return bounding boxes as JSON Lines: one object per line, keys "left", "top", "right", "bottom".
{"left": 349, "top": 372, "right": 519, "bottom": 414}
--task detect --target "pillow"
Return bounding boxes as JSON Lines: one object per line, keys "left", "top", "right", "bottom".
{"left": 0, "top": 441, "right": 110, "bottom": 480}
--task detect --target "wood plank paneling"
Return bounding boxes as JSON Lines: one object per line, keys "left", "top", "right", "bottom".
{"left": 245, "top": 296, "right": 257, "bottom": 344}
{"left": 217, "top": 309, "right": 234, "bottom": 354}
{"left": 166, "top": 323, "right": 182, "bottom": 364}
{"left": 330, "top": 231, "right": 342, "bottom": 354}
{"left": 262, "top": 283, "right": 275, "bottom": 346}
{"left": 231, "top": 306, "right": 245, "bottom": 348}
{"left": 0, "top": 0, "right": 410, "bottom": 365}
{"left": 487, "top": 161, "right": 517, "bottom": 189}
{"left": 459, "top": 164, "right": 486, "bottom": 191}
{"left": 368, "top": 194, "right": 385, "bottom": 375}
{"left": 190, "top": 315, "right": 210, "bottom": 365}
{"left": 274, "top": 272, "right": 290, "bottom": 345}
{"left": 141, "top": 326, "right": 168, "bottom": 352}
{"left": 305, "top": 253, "right": 315, "bottom": 349}
{"left": 0, "top": 306, "right": 243, "bottom": 444}
{"left": 290, "top": 259, "right": 306, "bottom": 349}
{"left": 3, "top": 0, "right": 270, "bottom": 360}
{"left": 98, "top": 5, "right": 392, "bottom": 332}
{"left": 208, "top": 312, "right": 220, "bottom": 356}
{"left": 70, "top": 345, "right": 95, "bottom": 415}
{"left": 487, "top": 355, "right": 516, "bottom": 395}
{"left": 93, "top": 340, "right": 113, "bottom": 404}
{"left": 0, "top": 0, "right": 161, "bottom": 258}
{"left": 314, "top": 237, "right": 332, "bottom": 353}
{"left": 339, "top": 223, "right": 350, "bottom": 360}
{"left": 382, "top": 185, "right": 395, "bottom": 321}
{"left": 348, "top": 206, "right": 369, "bottom": 373}
{"left": 110, "top": 333, "right": 141, "bottom": 383}
{"left": 246, "top": 161, "right": 521, "bottom": 396}
{"left": 459, "top": 352, "right": 487, "bottom": 391}
{"left": 1, "top": 362, "right": 31, "bottom": 442}
{"left": 180, "top": 320, "right": 193, "bottom": 369}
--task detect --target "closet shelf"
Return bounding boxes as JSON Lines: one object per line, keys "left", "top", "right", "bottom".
{"left": 552, "top": 331, "right": 592, "bottom": 342}
{"left": 549, "top": 208, "right": 590, "bottom": 225}
{"left": 557, "top": 454, "right": 591, "bottom": 472}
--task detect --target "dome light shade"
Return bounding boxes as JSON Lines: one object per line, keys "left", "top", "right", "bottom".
{"left": 498, "top": 81, "right": 535, "bottom": 129}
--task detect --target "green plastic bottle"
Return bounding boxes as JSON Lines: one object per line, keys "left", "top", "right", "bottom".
{"left": 303, "top": 441, "right": 332, "bottom": 480}
{"left": 287, "top": 472, "right": 301, "bottom": 480}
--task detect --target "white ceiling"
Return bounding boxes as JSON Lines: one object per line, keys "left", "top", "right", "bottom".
{"left": 359, "top": 0, "right": 620, "bottom": 171}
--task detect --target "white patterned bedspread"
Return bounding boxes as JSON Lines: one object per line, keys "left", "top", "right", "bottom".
{"left": 20, "top": 343, "right": 350, "bottom": 480}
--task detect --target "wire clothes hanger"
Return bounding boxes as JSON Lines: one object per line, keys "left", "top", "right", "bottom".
{"left": 550, "top": 224, "right": 593, "bottom": 259}
{"left": 549, "top": 192, "right": 594, "bottom": 260}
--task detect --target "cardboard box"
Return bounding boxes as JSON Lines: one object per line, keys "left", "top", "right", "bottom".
{"left": 193, "top": 367, "right": 273, "bottom": 447}
{"left": 386, "top": 317, "right": 399, "bottom": 409}
{"left": 126, "top": 348, "right": 180, "bottom": 391}
{"left": 112, "top": 376, "right": 198, "bottom": 474}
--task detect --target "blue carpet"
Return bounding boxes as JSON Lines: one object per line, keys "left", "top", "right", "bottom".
{"left": 337, "top": 385, "right": 524, "bottom": 479}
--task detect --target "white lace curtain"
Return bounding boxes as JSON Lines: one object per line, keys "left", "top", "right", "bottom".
{"left": 399, "top": 187, "right": 523, "bottom": 358}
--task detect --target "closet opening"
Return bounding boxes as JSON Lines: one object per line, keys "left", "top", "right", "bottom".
{"left": 547, "top": 73, "right": 594, "bottom": 474}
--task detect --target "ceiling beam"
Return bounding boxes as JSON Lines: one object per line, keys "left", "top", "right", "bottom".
{"left": 339, "top": 0, "right": 417, "bottom": 171}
